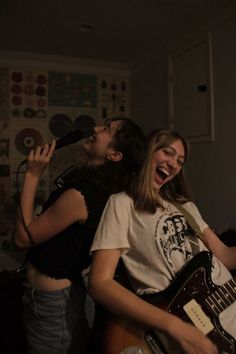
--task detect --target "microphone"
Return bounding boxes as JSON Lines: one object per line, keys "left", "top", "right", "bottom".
{"left": 54, "top": 129, "right": 84, "bottom": 150}
{"left": 19, "top": 129, "right": 91, "bottom": 165}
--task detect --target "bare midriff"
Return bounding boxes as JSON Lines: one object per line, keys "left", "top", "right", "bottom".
{"left": 26, "top": 262, "right": 72, "bottom": 291}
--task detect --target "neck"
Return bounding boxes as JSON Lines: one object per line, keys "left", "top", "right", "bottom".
{"left": 154, "top": 187, "right": 161, "bottom": 195}
{"left": 87, "top": 159, "right": 105, "bottom": 167}
{"left": 82, "top": 149, "right": 105, "bottom": 167}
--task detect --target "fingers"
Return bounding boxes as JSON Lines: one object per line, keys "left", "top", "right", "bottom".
{"left": 181, "top": 327, "right": 218, "bottom": 354}
{"left": 28, "top": 140, "right": 56, "bottom": 161}
{"left": 48, "top": 139, "right": 56, "bottom": 157}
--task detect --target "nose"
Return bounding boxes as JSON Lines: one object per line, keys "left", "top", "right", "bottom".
{"left": 94, "top": 125, "right": 105, "bottom": 133}
{"left": 168, "top": 158, "right": 177, "bottom": 169}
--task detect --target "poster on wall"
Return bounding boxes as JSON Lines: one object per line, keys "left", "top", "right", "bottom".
{"left": 48, "top": 107, "right": 96, "bottom": 140}
{"left": 0, "top": 165, "right": 13, "bottom": 250}
{"left": 10, "top": 120, "right": 48, "bottom": 164}
{"left": 98, "top": 76, "right": 129, "bottom": 121}
{"left": 0, "top": 67, "right": 11, "bottom": 249}
{"left": 48, "top": 71, "right": 97, "bottom": 149}
{"left": 10, "top": 118, "right": 50, "bottom": 219}
{"left": 10, "top": 70, "right": 48, "bottom": 120}
{"left": 48, "top": 72, "right": 97, "bottom": 108}
{"left": 11, "top": 168, "right": 49, "bottom": 215}
{"left": 0, "top": 68, "right": 9, "bottom": 121}
{"left": 0, "top": 120, "right": 10, "bottom": 164}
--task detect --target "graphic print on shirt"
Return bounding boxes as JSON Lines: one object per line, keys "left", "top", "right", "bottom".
{"left": 154, "top": 211, "right": 194, "bottom": 275}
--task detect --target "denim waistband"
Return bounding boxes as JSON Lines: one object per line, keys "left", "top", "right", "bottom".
{"left": 24, "top": 281, "right": 85, "bottom": 299}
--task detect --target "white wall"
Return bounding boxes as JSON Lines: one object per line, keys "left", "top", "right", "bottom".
{"left": 130, "top": 9, "right": 236, "bottom": 231}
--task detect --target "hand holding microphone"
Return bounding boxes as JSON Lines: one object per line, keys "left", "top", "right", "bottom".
{"left": 20, "top": 129, "right": 90, "bottom": 166}
{"left": 15, "top": 129, "right": 91, "bottom": 231}
{"left": 24, "top": 140, "right": 56, "bottom": 179}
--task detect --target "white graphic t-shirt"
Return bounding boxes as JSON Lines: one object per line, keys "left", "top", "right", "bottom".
{"left": 91, "top": 192, "right": 236, "bottom": 338}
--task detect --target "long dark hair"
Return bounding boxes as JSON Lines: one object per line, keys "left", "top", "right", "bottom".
{"left": 127, "top": 129, "right": 192, "bottom": 213}
{"left": 65, "top": 118, "right": 146, "bottom": 197}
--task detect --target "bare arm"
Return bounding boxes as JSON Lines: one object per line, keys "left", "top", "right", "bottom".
{"left": 201, "top": 227, "right": 236, "bottom": 270}
{"left": 15, "top": 142, "right": 88, "bottom": 249}
{"left": 89, "top": 249, "right": 218, "bottom": 354}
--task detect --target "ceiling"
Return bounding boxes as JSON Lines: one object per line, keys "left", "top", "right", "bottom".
{"left": 0, "top": 0, "right": 234, "bottom": 67}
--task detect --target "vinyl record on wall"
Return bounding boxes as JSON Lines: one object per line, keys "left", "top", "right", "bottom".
{"left": 49, "top": 113, "right": 73, "bottom": 138}
{"left": 15, "top": 128, "right": 44, "bottom": 155}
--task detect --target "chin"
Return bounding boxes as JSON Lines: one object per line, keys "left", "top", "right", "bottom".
{"left": 82, "top": 140, "right": 91, "bottom": 151}
{"left": 153, "top": 183, "right": 161, "bottom": 191}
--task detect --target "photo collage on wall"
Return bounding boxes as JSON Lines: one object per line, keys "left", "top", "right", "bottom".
{"left": 0, "top": 68, "right": 11, "bottom": 250}
{"left": 0, "top": 65, "right": 129, "bottom": 252}
{"left": 10, "top": 69, "right": 49, "bottom": 235}
{"left": 98, "top": 76, "right": 129, "bottom": 121}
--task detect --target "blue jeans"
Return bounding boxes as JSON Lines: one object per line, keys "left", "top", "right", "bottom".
{"left": 23, "top": 283, "right": 94, "bottom": 354}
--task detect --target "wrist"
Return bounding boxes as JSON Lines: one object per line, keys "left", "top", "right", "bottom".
{"left": 23, "top": 171, "right": 41, "bottom": 190}
{"left": 157, "top": 313, "right": 182, "bottom": 338}
{"left": 24, "top": 171, "right": 41, "bottom": 181}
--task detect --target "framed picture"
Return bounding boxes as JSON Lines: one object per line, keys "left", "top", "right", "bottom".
{"left": 168, "top": 32, "right": 214, "bottom": 143}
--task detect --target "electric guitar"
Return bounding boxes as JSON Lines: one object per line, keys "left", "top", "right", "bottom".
{"left": 91, "top": 251, "right": 236, "bottom": 354}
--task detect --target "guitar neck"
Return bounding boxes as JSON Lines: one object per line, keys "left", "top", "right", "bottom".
{"left": 205, "top": 277, "right": 236, "bottom": 316}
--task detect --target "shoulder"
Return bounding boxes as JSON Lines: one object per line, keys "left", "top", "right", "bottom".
{"left": 182, "top": 201, "right": 201, "bottom": 215}
{"left": 56, "top": 188, "right": 87, "bottom": 208}
{"left": 102, "top": 192, "right": 134, "bottom": 218}
{"left": 161, "top": 199, "right": 198, "bottom": 215}
{"left": 181, "top": 201, "right": 209, "bottom": 232}
{"left": 108, "top": 192, "right": 133, "bottom": 207}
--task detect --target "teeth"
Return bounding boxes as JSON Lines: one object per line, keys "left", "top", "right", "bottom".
{"left": 156, "top": 166, "right": 170, "bottom": 181}
{"left": 158, "top": 166, "right": 170, "bottom": 176}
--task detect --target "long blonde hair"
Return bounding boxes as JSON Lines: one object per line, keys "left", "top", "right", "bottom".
{"left": 127, "top": 129, "right": 192, "bottom": 213}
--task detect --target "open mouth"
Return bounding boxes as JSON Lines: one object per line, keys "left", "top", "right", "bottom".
{"left": 156, "top": 166, "right": 170, "bottom": 181}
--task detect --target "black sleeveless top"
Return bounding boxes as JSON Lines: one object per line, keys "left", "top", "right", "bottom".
{"left": 26, "top": 179, "right": 108, "bottom": 282}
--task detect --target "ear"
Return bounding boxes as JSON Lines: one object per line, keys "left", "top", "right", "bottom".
{"left": 106, "top": 150, "right": 123, "bottom": 162}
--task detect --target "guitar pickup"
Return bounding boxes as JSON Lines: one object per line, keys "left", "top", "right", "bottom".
{"left": 183, "top": 299, "right": 214, "bottom": 335}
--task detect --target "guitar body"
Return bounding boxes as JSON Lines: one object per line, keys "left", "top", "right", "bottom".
{"left": 90, "top": 305, "right": 153, "bottom": 354}
{"left": 91, "top": 251, "right": 236, "bottom": 354}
